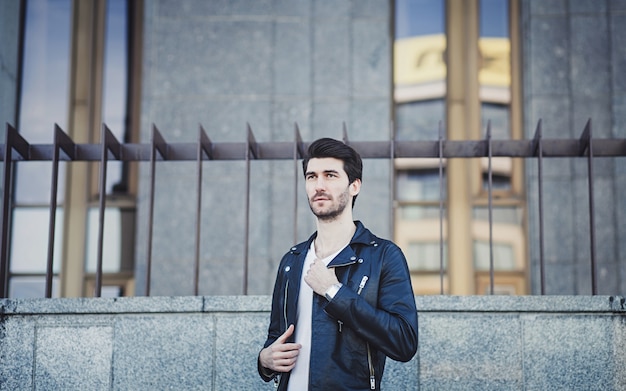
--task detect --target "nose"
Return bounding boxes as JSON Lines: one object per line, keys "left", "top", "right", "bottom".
{"left": 314, "top": 176, "right": 327, "bottom": 191}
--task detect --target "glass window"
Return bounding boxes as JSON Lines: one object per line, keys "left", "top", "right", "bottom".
{"left": 406, "top": 241, "right": 447, "bottom": 271}
{"left": 86, "top": 207, "right": 122, "bottom": 273}
{"left": 473, "top": 240, "right": 516, "bottom": 271}
{"left": 103, "top": 0, "right": 128, "bottom": 193}
{"left": 9, "top": 276, "right": 59, "bottom": 298}
{"left": 396, "top": 169, "right": 445, "bottom": 202}
{"left": 10, "top": 208, "right": 63, "bottom": 273}
{"left": 394, "top": 0, "right": 446, "bottom": 141}
{"left": 16, "top": 0, "right": 71, "bottom": 204}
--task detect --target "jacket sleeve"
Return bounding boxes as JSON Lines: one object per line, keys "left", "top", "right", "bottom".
{"left": 257, "top": 256, "right": 287, "bottom": 381}
{"left": 323, "top": 243, "right": 419, "bottom": 362}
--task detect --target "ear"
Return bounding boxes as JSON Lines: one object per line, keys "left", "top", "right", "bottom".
{"left": 350, "top": 178, "right": 361, "bottom": 197}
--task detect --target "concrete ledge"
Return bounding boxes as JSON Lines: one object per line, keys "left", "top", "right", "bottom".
{"left": 1, "top": 295, "right": 625, "bottom": 390}
{"left": 2, "top": 294, "right": 624, "bottom": 314}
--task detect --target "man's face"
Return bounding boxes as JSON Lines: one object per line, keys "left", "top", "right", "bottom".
{"left": 304, "top": 158, "right": 360, "bottom": 221}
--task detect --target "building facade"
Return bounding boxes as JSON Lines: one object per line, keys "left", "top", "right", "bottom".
{"left": 0, "top": 0, "right": 624, "bottom": 298}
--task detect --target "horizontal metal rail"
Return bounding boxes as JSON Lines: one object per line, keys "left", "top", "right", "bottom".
{"left": 2, "top": 137, "right": 624, "bottom": 161}
{"left": 1, "top": 120, "right": 625, "bottom": 298}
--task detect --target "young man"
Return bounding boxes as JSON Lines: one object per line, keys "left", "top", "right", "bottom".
{"left": 258, "top": 138, "right": 418, "bottom": 390}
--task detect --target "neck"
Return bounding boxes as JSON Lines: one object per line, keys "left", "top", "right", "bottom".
{"left": 314, "top": 212, "right": 356, "bottom": 259}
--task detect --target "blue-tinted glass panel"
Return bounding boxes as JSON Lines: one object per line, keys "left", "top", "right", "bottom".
{"left": 103, "top": 0, "right": 127, "bottom": 193}
{"left": 395, "top": 0, "right": 445, "bottom": 38}
{"left": 396, "top": 100, "right": 445, "bottom": 140}
{"left": 10, "top": 208, "right": 63, "bottom": 273}
{"left": 406, "top": 241, "right": 447, "bottom": 271}
{"left": 16, "top": 0, "right": 71, "bottom": 204}
{"left": 397, "top": 169, "right": 446, "bottom": 202}
{"left": 482, "top": 103, "right": 510, "bottom": 139}
{"left": 9, "top": 276, "right": 60, "bottom": 298}
{"left": 480, "top": 0, "right": 509, "bottom": 38}
{"left": 86, "top": 207, "right": 121, "bottom": 273}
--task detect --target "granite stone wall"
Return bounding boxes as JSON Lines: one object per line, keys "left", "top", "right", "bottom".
{"left": 135, "top": 0, "right": 394, "bottom": 297}
{"left": 521, "top": 0, "right": 626, "bottom": 294}
{"left": 1, "top": 295, "right": 625, "bottom": 390}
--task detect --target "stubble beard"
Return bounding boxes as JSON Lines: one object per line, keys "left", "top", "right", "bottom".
{"left": 309, "top": 188, "right": 351, "bottom": 222}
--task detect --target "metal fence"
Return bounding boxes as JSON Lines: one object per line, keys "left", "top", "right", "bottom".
{"left": 1, "top": 120, "right": 625, "bottom": 298}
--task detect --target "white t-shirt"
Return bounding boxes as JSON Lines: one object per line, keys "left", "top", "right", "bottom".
{"left": 287, "top": 241, "right": 345, "bottom": 390}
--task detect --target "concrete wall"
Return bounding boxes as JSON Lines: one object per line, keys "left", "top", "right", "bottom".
{"left": 0, "top": 0, "right": 21, "bottom": 137}
{"left": 1, "top": 295, "right": 625, "bottom": 390}
{"left": 136, "top": 0, "right": 393, "bottom": 297}
{"left": 521, "top": 0, "right": 626, "bottom": 294}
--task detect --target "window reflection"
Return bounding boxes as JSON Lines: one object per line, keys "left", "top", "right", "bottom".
{"left": 472, "top": 206, "right": 525, "bottom": 271}
{"left": 16, "top": 0, "right": 71, "bottom": 204}
{"left": 10, "top": 276, "right": 59, "bottom": 298}
{"left": 11, "top": 0, "right": 131, "bottom": 298}
{"left": 103, "top": 0, "right": 128, "bottom": 193}
{"left": 10, "top": 208, "right": 63, "bottom": 273}
{"left": 394, "top": 0, "right": 446, "bottom": 140}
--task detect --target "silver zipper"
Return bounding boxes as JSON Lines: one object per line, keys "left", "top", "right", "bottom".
{"left": 357, "top": 275, "right": 369, "bottom": 295}
{"left": 367, "top": 343, "right": 375, "bottom": 389}
{"left": 283, "top": 279, "right": 289, "bottom": 331}
{"left": 275, "top": 279, "right": 289, "bottom": 389}
{"left": 356, "top": 275, "right": 375, "bottom": 389}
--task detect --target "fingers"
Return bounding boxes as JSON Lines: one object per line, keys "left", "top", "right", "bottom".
{"left": 305, "top": 260, "right": 339, "bottom": 296}
{"left": 268, "top": 344, "right": 300, "bottom": 371}
{"left": 260, "top": 325, "right": 302, "bottom": 373}
{"left": 275, "top": 324, "right": 294, "bottom": 344}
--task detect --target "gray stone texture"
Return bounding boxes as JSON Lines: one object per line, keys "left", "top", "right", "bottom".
{"left": 521, "top": 0, "right": 626, "bottom": 294}
{"left": 2, "top": 295, "right": 625, "bottom": 390}
{"left": 137, "top": 0, "right": 392, "bottom": 296}
{"left": 0, "top": 0, "right": 20, "bottom": 134}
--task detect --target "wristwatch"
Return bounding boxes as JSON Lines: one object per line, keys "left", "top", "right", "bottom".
{"left": 324, "top": 283, "right": 343, "bottom": 301}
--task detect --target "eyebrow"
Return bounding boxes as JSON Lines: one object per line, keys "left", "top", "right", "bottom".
{"left": 305, "top": 169, "right": 340, "bottom": 176}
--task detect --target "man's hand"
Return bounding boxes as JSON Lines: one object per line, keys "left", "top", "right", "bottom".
{"left": 259, "top": 324, "right": 301, "bottom": 374}
{"left": 304, "top": 258, "right": 340, "bottom": 296}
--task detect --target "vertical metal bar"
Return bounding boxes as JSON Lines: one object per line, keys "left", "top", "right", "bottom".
{"left": 438, "top": 122, "right": 445, "bottom": 295}
{"left": 0, "top": 127, "right": 15, "bottom": 298}
{"left": 389, "top": 121, "right": 396, "bottom": 247}
{"left": 294, "top": 124, "right": 304, "bottom": 245}
{"left": 0, "top": 126, "right": 28, "bottom": 298}
{"left": 193, "top": 129, "right": 203, "bottom": 296}
{"left": 193, "top": 127, "right": 212, "bottom": 296}
{"left": 95, "top": 128, "right": 109, "bottom": 297}
{"left": 145, "top": 125, "right": 167, "bottom": 296}
{"left": 487, "top": 121, "right": 494, "bottom": 295}
{"left": 581, "top": 120, "right": 597, "bottom": 294}
{"left": 46, "top": 132, "right": 60, "bottom": 298}
{"left": 244, "top": 125, "right": 258, "bottom": 295}
{"left": 95, "top": 126, "right": 120, "bottom": 297}
{"left": 533, "top": 120, "right": 545, "bottom": 295}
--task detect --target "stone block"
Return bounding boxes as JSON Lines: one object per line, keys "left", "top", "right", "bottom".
{"left": 34, "top": 322, "right": 113, "bottom": 389}
{"left": 522, "top": 315, "right": 614, "bottom": 389}
{"left": 352, "top": 20, "right": 390, "bottom": 97}
{"left": 274, "top": 21, "right": 312, "bottom": 96}
{"left": 570, "top": 15, "right": 610, "bottom": 97}
{"left": 570, "top": 0, "right": 608, "bottom": 13}
{"left": 112, "top": 314, "right": 213, "bottom": 389}
{"left": 418, "top": 313, "right": 523, "bottom": 390}
{"left": 313, "top": 23, "right": 351, "bottom": 98}
{"left": 526, "top": 16, "right": 570, "bottom": 95}
{"left": 527, "top": 0, "right": 568, "bottom": 15}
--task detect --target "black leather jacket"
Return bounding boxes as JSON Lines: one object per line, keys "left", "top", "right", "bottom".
{"left": 259, "top": 221, "right": 419, "bottom": 390}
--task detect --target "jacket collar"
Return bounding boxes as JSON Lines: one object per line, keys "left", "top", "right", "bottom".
{"left": 290, "top": 221, "right": 376, "bottom": 267}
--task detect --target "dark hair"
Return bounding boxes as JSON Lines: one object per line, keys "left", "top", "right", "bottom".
{"left": 302, "top": 138, "right": 363, "bottom": 206}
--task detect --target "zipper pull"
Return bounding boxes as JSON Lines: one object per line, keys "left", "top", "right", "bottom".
{"left": 338, "top": 320, "right": 343, "bottom": 333}
{"left": 370, "top": 376, "right": 376, "bottom": 390}
{"left": 357, "top": 275, "right": 369, "bottom": 295}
